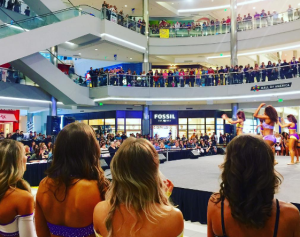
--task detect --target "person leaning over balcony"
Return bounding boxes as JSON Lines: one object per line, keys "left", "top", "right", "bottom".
{"left": 153, "top": 70, "right": 159, "bottom": 87}
{"left": 218, "top": 66, "right": 225, "bottom": 85}
{"left": 174, "top": 68, "right": 179, "bottom": 87}
{"left": 190, "top": 68, "right": 195, "bottom": 87}
{"left": 207, "top": 134, "right": 300, "bottom": 237}
{"left": 288, "top": 5, "right": 294, "bottom": 21}
{"left": 246, "top": 13, "right": 253, "bottom": 29}
{"left": 185, "top": 68, "right": 190, "bottom": 87}
{"left": 168, "top": 70, "right": 174, "bottom": 87}
{"left": 266, "top": 61, "right": 273, "bottom": 81}
{"left": 260, "top": 62, "right": 267, "bottom": 82}
{"left": 196, "top": 67, "right": 201, "bottom": 86}
{"left": 282, "top": 59, "right": 289, "bottom": 79}
{"left": 162, "top": 70, "right": 168, "bottom": 87}
{"left": 179, "top": 69, "right": 184, "bottom": 87}
{"left": 290, "top": 57, "right": 298, "bottom": 78}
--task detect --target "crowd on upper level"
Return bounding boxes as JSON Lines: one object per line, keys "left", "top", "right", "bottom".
{"left": 150, "top": 4, "right": 300, "bottom": 35}
{"left": 82, "top": 57, "right": 300, "bottom": 87}
{"left": 0, "top": 122, "right": 299, "bottom": 236}
{"left": 0, "top": 0, "right": 31, "bottom": 16}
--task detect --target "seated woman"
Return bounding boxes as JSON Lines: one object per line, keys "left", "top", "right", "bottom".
{"left": 35, "top": 122, "right": 110, "bottom": 237}
{"left": 93, "top": 138, "right": 184, "bottom": 237}
{"left": 0, "top": 140, "right": 36, "bottom": 236}
{"left": 208, "top": 134, "right": 300, "bottom": 237}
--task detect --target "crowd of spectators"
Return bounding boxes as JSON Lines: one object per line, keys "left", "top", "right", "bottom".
{"left": 1, "top": 123, "right": 300, "bottom": 236}
{"left": 150, "top": 5, "right": 300, "bottom": 36}
{"left": 84, "top": 57, "right": 300, "bottom": 88}
{"left": 0, "top": 0, "right": 31, "bottom": 16}
{"left": 101, "top": 1, "right": 146, "bottom": 34}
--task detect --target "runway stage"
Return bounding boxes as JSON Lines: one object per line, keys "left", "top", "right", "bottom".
{"left": 105, "top": 155, "right": 300, "bottom": 224}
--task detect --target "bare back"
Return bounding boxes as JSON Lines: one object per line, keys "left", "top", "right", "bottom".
{"left": 208, "top": 198, "right": 300, "bottom": 237}
{"left": 94, "top": 201, "right": 184, "bottom": 237}
{"left": 36, "top": 178, "right": 102, "bottom": 237}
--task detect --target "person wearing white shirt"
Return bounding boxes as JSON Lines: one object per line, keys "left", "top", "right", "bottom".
{"left": 287, "top": 5, "right": 294, "bottom": 21}
{"left": 273, "top": 11, "right": 278, "bottom": 24}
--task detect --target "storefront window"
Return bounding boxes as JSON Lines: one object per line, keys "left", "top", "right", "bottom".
{"left": 89, "top": 119, "right": 104, "bottom": 125}
{"left": 244, "top": 119, "right": 257, "bottom": 134}
{"left": 179, "top": 118, "right": 187, "bottom": 124}
{"left": 104, "top": 118, "right": 116, "bottom": 134}
{"left": 188, "top": 124, "right": 205, "bottom": 138}
{"left": 117, "top": 118, "right": 125, "bottom": 134}
{"left": 188, "top": 118, "right": 205, "bottom": 124}
{"left": 77, "top": 120, "right": 89, "bottom": 125}
{"left": 206, "top": 118, "right": 215, "bottom": 124}
{"left": 217, "top": 118, "right": 224, "bottom": 134}
{"left": 206, "top": 124, "right": 215, "bottom": 136}
{"left": 126, "top": 118, "right": 142, "bottom": 136}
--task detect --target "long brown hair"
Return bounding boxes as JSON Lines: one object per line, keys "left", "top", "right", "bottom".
{"left": 0, "top": 140, "right": 31, "bottom": 201}
{"left": 46, "top": 122, "right": 109, "bottom": 201}
{"left": 287, "top": 114, "right": 297, "bottom": 123}
{"left": 237, "top": 111, "right": 245, "bottom": 121}
{"left": 105, "top": 138, "right": 172, "bottom": 237}
{"left": 217, "top": 134, "right": 282, "bottom": 228}
{"left": 264, "top": 106, "right": 278, "bottom": 123}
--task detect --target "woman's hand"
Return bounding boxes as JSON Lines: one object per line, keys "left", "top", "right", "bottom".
{"left": 260, "top": 103, "right": 266, "bottom": 108}
{"left": 222, "top": 114, "right": 228, "bottom": 120}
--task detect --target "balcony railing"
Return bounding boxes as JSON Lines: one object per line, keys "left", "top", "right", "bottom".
{"left": 149, "top": 9, "right": 300, "bottom": 38}
{"left": 85, "top": 63, "right": 300, "bottom": 88}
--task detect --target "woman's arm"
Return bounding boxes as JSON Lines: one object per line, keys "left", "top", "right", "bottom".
{"left": 278, "top": 118, "right": 293, "bottom": 128}
{"left": 253, "top": 103, "right": 269, "bottom": 119}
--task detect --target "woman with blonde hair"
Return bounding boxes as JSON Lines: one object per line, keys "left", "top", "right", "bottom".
{"left": 93, "top": 138, "right": 184, "bottom": 237}
{"left": 0, "top": 140, "right": 36, "bottom": 236}
{"left": 35, "top": 122, "right": 109, "bottom": 237}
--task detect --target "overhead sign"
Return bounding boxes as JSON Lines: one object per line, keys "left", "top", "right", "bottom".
{"left": 251, "top": 83, "right": 292, "bottom": 92}
{"left": 159, "top": 29, "right": 169, "bottom": 38}
{"left": 152, "top": 111, "right": 178, "bottom": 125}
{"left": 0, "top": 114, "right": 17, "bottom": 122}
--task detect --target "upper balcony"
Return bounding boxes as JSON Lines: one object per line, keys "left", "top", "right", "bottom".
{"left": 149, "top": 10, "right": 300, "bottom": 56}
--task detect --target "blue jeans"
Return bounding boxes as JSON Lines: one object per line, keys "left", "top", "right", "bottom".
{"left": 196, "top": 78, "right": 201, "bottom": 86}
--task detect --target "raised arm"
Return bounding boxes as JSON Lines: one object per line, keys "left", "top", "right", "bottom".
{"left": 253, "top": 103, "right": 269, "bottom": 119}
{"left": 255, "top": 124, "right": 262, "bottom": 131}
{"left": 277, "top": 117, "right": 293, "bottom": 128}
{"left": 222, "top": 114, "right": 242, "bottom": 125}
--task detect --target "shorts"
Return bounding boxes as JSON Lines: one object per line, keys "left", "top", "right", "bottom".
{"left": 290, "top": 134, "right": 300, "bottom": 140}
{"left": 263, "top": 135, "right": 276, "bottom": 144}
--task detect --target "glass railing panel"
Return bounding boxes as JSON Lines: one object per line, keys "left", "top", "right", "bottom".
{"left": 0, "top": 8, "right": 83, "bottom": 40}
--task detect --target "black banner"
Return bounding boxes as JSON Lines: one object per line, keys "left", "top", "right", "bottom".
{"left": 251, "top": 83, "right": 292, "bottom": 91}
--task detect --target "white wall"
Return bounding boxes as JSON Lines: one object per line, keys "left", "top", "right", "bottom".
{"left": 74, "top": 59, "right": 125, "bottom": 76}
{"left": 19, "top": 116, "right": 28, "bottom": 132}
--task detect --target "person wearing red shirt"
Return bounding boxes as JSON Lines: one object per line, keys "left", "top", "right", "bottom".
{"left": 226, "top": 16, "right": 231, "bottom": 33}
{"left": 207, "top": 67, "right": 215, "bottom": 86}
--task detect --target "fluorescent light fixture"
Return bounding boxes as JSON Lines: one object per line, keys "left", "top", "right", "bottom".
{"left": 130, "top": 58, "right": 132, "bottom": 59}
{"left": 253, "top": 7, "right": 256, "bottom": 9}
{"left": 94, "top": 90, "right": 300, "bottom": 102}
{"left": 0, "top": 96, "right": 60, "bottom": 104}
{"left": 178, "top": 0, "right": 264, "bottom": 13}
{"left": 65, "top": 41, "right": 76, "bottom": 46}
{"left": 207, "top": 44, "right": 300, "bottom": 59}
{"left": 78, "top": 53, "right": 81, "bottom": 55}
{"left": 95, "top": 49, "right": 98, "bottom": 50}
{"left": 5, "top": 23, "right": 29, "bottom": 32}
{"left": 100, "top": 33, "right": 146, "bottom": 51}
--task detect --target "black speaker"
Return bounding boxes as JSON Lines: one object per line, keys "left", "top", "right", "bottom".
{"left": 63, "top": 116, "right": 76, "bottom": 127}
{"left": 46, "top": 116, "right": 61, "bottom": 136}
{"left": 224, "top": 124, "right": 234, "bottom": 134}
{"left": 189, "top": 150, "right": 201, "bottom": 159}
{"left": 158, "top": 153, "right": 166, "bottom": 164}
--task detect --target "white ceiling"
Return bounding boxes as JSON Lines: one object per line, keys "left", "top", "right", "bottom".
{"left": 67, "top": 0, "right": 300, "bottom": 18}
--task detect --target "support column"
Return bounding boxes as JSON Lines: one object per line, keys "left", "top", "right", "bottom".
{"left": 231, "top": 103, "right": 238, "bottom": 135}
{"left": 142, "top": 105, "right": 150, "bottom": 135}
{"left": 230, "top": 0, "right": 238, "bottom": 66}
{"left": 293, "top": 50, "right": 298, "bottom": 58}
{"left": 142, "top": 0, "right": 151, "bottom": 73}
{"left": 49, "top": 46, "right": 58, "bottom": 116}
{"left": 256, "top": 55, "right": 260, "bottom": 65}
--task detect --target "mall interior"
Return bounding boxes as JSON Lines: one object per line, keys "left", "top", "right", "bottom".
{"left": 0, "top": 0, "right": 300, "bottom": 236}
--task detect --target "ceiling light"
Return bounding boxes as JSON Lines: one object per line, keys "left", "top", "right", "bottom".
{"left": 95, "top": 49, "right": 98, "bottom": 50}
{"left": 253, "top": 7, "right": 256, "bottom": 9}
{"left": 207, "top": 44, "right": 300, "bottom": 59}
{"left": 298, "top": 3, "right": 300, "bottom": 5}
{"left": 130, "top": 58, "right": 132, "bottom": 60}
{"left": 78, "top": 53, "right": 81, "bottom": 55}
{"left": 100, "top": 33, "right": 146, "bottom": 51}
{"left": 172, "top": 2, "right": 174, "bottom": 4}
{"left": 65, "top": 41, "right": 75, "bottom": 46}
{"left": 125, "top": 5, "right": 127, "bottom": 7}
{"left": 94, "top": 90, "right": 300, "bottom": 102}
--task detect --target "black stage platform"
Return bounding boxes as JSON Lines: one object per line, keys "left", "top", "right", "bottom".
{"left": 106, "top": 155, "right": 300, "bottom": 224}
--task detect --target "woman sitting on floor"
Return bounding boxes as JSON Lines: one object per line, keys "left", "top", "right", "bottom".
{"left": 207, "top": 134, "right": 300, "bottom": 237}
{"left": 93, "top": 137, "right": 184, "bottom": 237}
{"left": 35, "top": 122, "right": 109, "bottom": 237}
{"left": 0, "top": 140, "right": 36, "bottom": 236}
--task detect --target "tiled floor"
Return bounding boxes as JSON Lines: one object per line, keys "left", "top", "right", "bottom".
{"left": 31, "top": 188, "right": 207, "bottom": 236}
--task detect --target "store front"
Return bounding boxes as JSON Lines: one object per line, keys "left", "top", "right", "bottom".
{"left": 64, "top": 110, "right": 143, "bottom": 135}
{"left": 150, "top": 110, "right": 231, "bottom": 139}
{"left": 0, "top": 110, "right": 19, "bottom": 137}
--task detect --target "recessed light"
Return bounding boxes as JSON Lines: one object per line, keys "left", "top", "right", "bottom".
{"left": 172, "top": 2, "right": 174, "bottom": 4}
{"left": 95, "top": 49, "right": 98, "bottom": 51}
{"left": 78, "top": 53, "right": 81, "bottom": 55}
{"left": 253, "top": 7, "right": 256, "bottom": 9}
{"left": 125, "top": 5, "right": 127, "bottom": 7}
{"left": 298, "top": 3, "right": 300, "bottom": 6}
{"left": 130, "top": 58, "right": 132, "bottom": 60}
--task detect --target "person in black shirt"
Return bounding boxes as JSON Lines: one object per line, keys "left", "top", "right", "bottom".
{"left": 121, "top": 132, "right": 127, "bottom": 140}
{"left": 89, "top": 67, "right": 97, "bottom": 87}
{"left": 204, "top": 133, "right": 209, "bottom": 141}
{"left": 147, "top": 70, "right": 154, "bottom": 87}
{"left": 218, "top": 66, "right": 225, "bottom": 85}
{"left": 108, "top": 142, "right": 118, "bottom": 157}
{"left": 11, "top": 129, "right": 20, "bottom": 141}
{"left": 281, "top": 59, "right": 289, "bottom": 79}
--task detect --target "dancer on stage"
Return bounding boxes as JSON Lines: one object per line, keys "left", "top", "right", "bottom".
{"left": 256, "top": 118, "right": 264, "bottom": 136}
{"left": 222, "top": 111, "right": 245, "bottom": 136}
{"left": 253, "top": 103, "right": 278, "bottom": 164}
{"left": 278, "top": 114, "right": 299, "bottom": 165}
